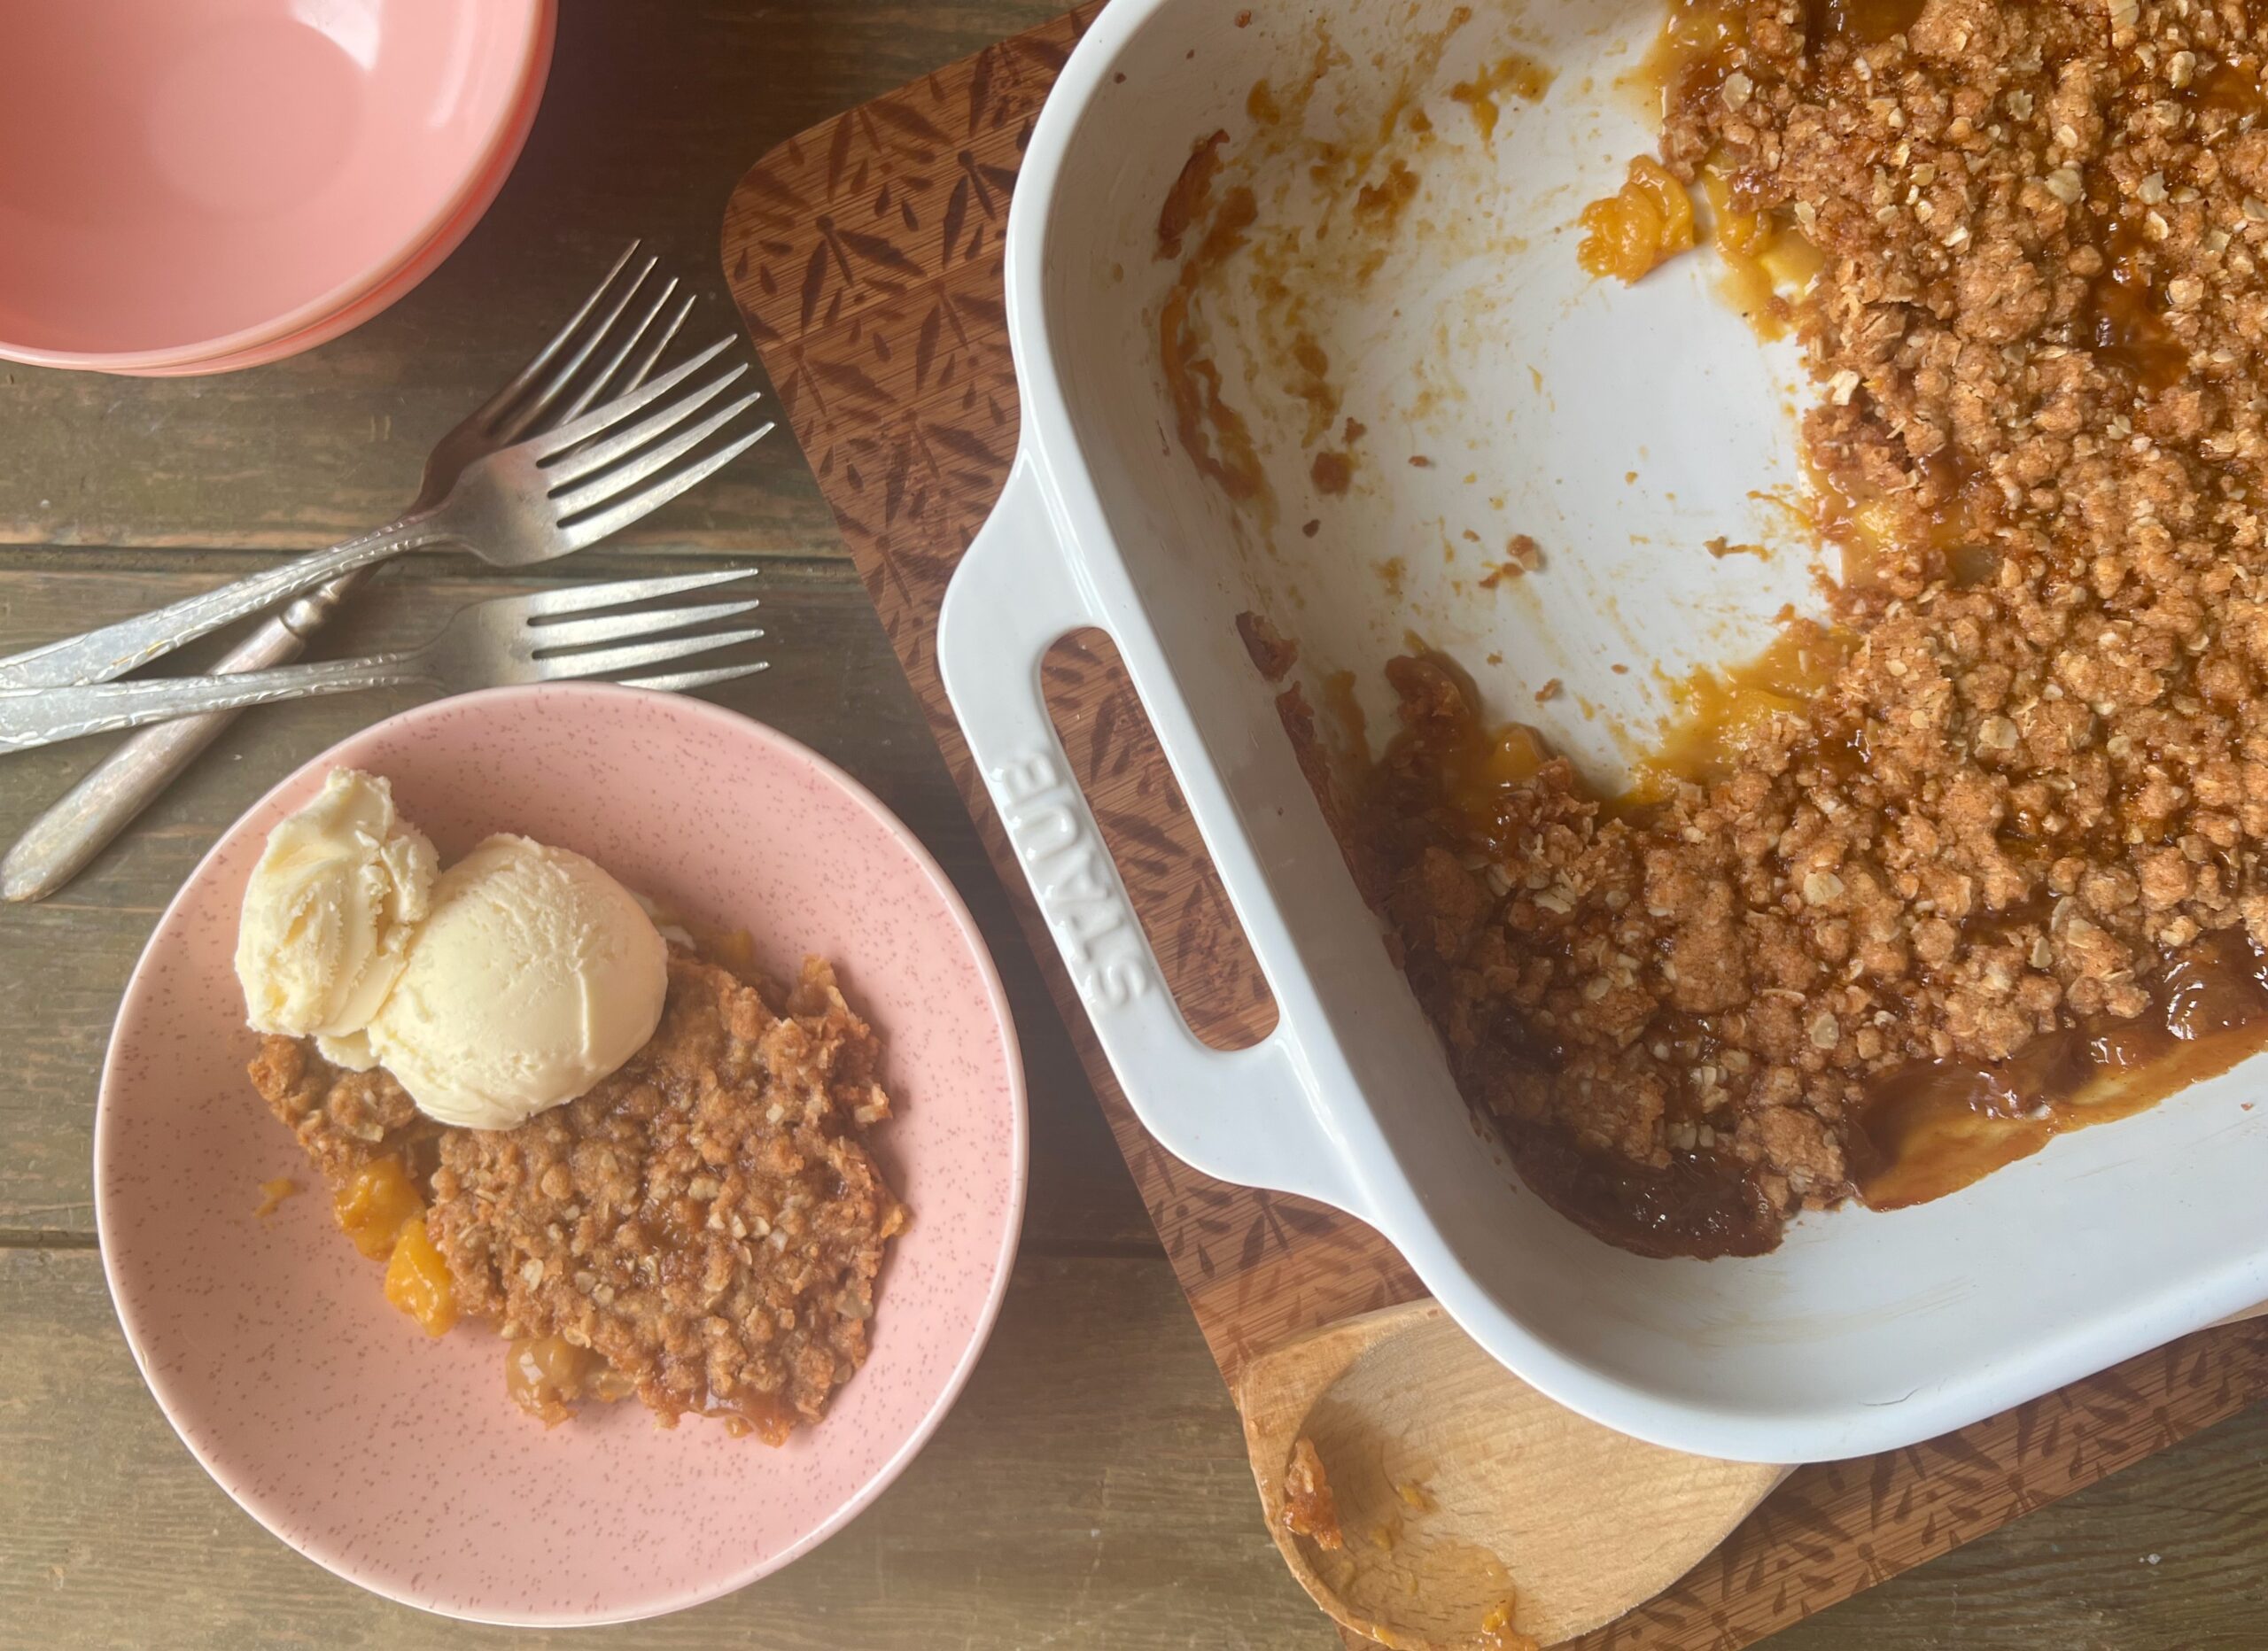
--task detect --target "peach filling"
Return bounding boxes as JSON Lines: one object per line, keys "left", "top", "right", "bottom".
{"left": 335, "top": 1156, "right": 458, "bottom": 1338}
{"left": 1576, "top": 156, "right": 1694, "bottom": 284}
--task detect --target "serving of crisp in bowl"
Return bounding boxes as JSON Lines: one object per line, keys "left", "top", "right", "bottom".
{"left": 95, "top": 684, "right": 1025, "bottom": 1624}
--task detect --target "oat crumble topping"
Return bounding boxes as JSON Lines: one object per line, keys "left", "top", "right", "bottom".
{"left": 252, "top": 949, "right": 906, "bottom": 1438}
{"left": 1304, "top": 0, "right": 2268, "bottom": 1252}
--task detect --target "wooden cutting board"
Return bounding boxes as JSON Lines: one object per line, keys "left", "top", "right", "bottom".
{"left": 719, "top": 8, "right": 2268, "bottom": 1644}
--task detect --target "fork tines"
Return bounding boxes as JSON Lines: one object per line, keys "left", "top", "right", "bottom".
{"left": 515, "top": 570, "right": 770, "bottom": 694}
{"left": 522, "top": 338, "right": 778, "bottom": 554}
{"left": 485, "top": 243, "right": 771, "bottom": 547}
{"left": 485, "top": 244, "right": 697, "bottom": 444}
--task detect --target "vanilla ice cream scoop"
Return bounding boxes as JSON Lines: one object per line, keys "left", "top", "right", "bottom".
{"left": 235, "top": 769, "right": 438, "bottom": 1048}
{"left": 356, "top": 834, "right": 668, "bottom": 1130}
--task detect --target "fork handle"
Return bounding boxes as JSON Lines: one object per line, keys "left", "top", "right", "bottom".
{"left": 0, "top": 654, "right": 437, "bottom": 753}
{"left": 0, "top": 570, "right": 372, "bottom": 901}
{"left": 0, "top": 515, "right": 438, "bottom": 691}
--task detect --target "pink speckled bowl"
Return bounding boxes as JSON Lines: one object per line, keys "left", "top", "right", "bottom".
{"left": 94, "top": 685, "right": 1028, "bottom": 1624}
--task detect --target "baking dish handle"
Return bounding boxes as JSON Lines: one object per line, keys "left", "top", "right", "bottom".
{"left": 939, "top": 459, "right": 1367, "bottom": 1221}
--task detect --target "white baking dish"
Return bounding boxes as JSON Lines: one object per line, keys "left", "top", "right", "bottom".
{"left": 936, "top": 0, "right": 2268, "bottom": 1461}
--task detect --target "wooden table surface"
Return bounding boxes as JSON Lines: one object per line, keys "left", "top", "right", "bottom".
{"left": 2, "top": 4, "right": 2263, "bottom": 1647}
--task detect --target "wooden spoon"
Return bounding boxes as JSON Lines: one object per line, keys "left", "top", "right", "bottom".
{"left": 1240, "top": 1298, "right": 2268, "bottom": 1650}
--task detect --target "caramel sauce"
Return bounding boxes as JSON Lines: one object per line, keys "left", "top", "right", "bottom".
{"left": 1352, "top": 158, "right": 1421, "bottom": 234}
{"left": 1855, "top": 929, "right": 2268, "bottom": 1208}
{"left": 1157, "top": 130, "right": 1229, "bottom": 260}
{"left": 1320, "top": 669, "right": 1371, "bottom": 762}
{"left": 1159, "top": 180, "right": 1267, "bottom": 503}
{"left": 2179, "top": 54, "right": 2267, "bottom": 121}
{"left": 1507, "top": 1125, "right": 1782, "bottom": 1259}
{"left": 2078, "top": 199, "right": 2187, "bottom": 393}
{"left": 252, "top": 1176, "right": 299, "bottom": 1219}
{"left": 1385, "top": 636, "right": 1852, "bottom": 853}
{"left": 1638, "top": 0, "right": 1744, "bottom": 111}
{"left": 1448, "top": 52, "right": 1554, "bottom": 144}
{"left": 1623, "top": 624, "right": 1853, "bottom": 804}
{"left": 1801, "top": 0, "right": 1926, "bottom": 50}
{"left": 1289, "top": 330, "right": 1341, "bottom": 446}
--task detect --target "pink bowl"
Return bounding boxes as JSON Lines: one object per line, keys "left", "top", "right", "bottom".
{"left": 95, "top": 686, "right": 1029, "bottom": 1624}
{"left": 0, "top": 0, "right": 553, "bottom": 372}
{"left": 110, "top": 14, "right": 553, "bottom": 380}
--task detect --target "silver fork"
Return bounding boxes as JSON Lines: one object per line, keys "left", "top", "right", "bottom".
{"left": 0, "top": 347, "right": 769, "bottom": 694}
{"left": 0, "top": 246, "right": 717, "bottom": 902}
{"left": 0, "top": 572, "right": 769, "bottom": 753}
